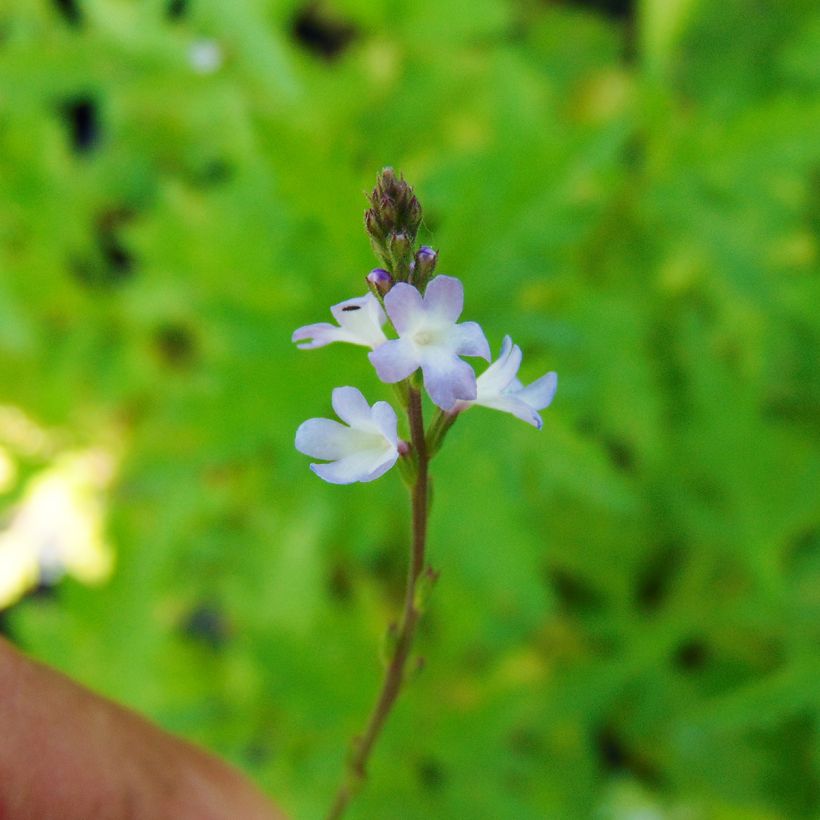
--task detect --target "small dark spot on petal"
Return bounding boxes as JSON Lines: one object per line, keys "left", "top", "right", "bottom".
{"left": 341, "top": 305, "right": 361, "bottom": 312}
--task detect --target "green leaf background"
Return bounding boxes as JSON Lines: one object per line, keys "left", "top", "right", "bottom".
{"left": 1, "top": 0, "right": 819, "bottom": 817}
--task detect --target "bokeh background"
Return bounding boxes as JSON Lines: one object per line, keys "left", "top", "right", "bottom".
{"left": 1, "top": 0, "right": 819, "bottom": 817}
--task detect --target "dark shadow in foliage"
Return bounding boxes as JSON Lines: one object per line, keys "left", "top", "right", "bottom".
{"left": 291, "top": 3, "right": 358, "bottom": 61}
{"left": 508, "top": 725, "right": 545, "bottom": 758}
{"left": 416, "top": 757, "right": 447, "bottom": 792}
{"left": 634, "top": 541, "right": 683, "bottom": 613}
{"left": 97, "top": 209, "right": 134, "bottom": 277}
{"left": 243, "top": 740, "right": 273, "bottom": 767}
{"left": 154, "top": 323, "right": 197, "bottom": 369}
{"left": 784, "top": 526, "right": 820, "bottom": 577}
{"left": 366, "top": 542, "right": 405, "bottom": 603}
{"left": 595, "top": 724, "right": 661, "bottom": 786}
{"left": 547, "top": 564, "right": 606, "bottom": 616}
{"left": 166, "top": 0, "right": 189, "bottom": 20}
{"left": 551, "top": 0, "right": 636, "bottom": 61}
{"left": 52, "top": 0, "right": 82, "bottom": 26}
{"left": 327, "top": 562, "right": 353, "bottom": 603}
{"left": 188, "top": 158, "right": 235, "bottom": 189}
{"left": 602, "top": 434, "right": 637, "bottom": 474}
{"left": 61, "top": 97, "right": 100, "bottom": 154}
{"left": 182, "top": 603, "right": 231, "bottom": 650}
{"left": 70, "top": 208, "right": 136, "bottom": 288}
{"left": 554, "top": 0, "right": 634, "bottom": 22}
{"left": 0, "top": 609, "right": 11, "bottom": 638}
{"left": 674, "top": 638, "right": 710, "bottom": 673}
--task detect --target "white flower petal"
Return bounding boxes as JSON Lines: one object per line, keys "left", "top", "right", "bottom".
{"left": 479, "top": 394, "right": 543, "bottom": 429}
{"left": 310, "top": 447, "right": 397, "bottom": 485}
{"left": 516, "top": 372, "right": 558, "bottom": 411}
{"left": 476, "top": 336, "right": 521, "bottom": 397}
{"left": 424, "top": 275, "right": 463, "bottom": 323}
{"left": 332, "top": 386, "right": 373, "bottom": 428}
{"left": 292, "top": 323, "right": 354, "bottom": 349}
{"left": 361, "top": 449, "right": 400, "bottom": 482}
{"left": 421, "top": 353, "right": 477, "bottom": 410}
{"left": 370, "top": 401, "right": 399, "bottom": 447}
{"left": 294, "top": 294, "right": 386, "bottom": 350}
{"left": 295, "top": 418, "right": 362, "bottom": 460}
{"left": 383, "top": 283, "right": 424, "bottom": 334}
{"left": 297, "top": 390, "right": 400, "bottom": 484}
{"left": 332, "top": 295, "right": 387, "bottom": 348}
{"left": 369, "top": 338, "right": 420, "bottom": 383}
{"left": 451, "top": 320, "right": 491, "bottom": 360}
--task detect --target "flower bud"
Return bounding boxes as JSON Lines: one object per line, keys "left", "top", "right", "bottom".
{"left": 366, "top": 267, "right": 394, "bottom": 296}
{"left": 365, "top": 168, "right": 423, "bottom": 249}
{"left": 412, "top": 245, "right": 437, "bottom": 287}
{"left": 389, "top": 231, "right": 411, "bottom": 259}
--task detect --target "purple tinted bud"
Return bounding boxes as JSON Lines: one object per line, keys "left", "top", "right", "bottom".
{"left": 412, "top": 245, "right": 438, "bottom": 285}
{"left": 366, "top": 267, "right": 394, "bottom": 295}
{"left": 417, "top": 245, "right": 437, "bottom": 265}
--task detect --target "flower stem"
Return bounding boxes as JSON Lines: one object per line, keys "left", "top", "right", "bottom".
{"left": 326, "top": 387, "right": 430, "bottom": 820}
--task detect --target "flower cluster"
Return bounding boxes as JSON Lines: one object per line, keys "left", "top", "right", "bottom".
{"left": 293, "top": 170, "right": 557, "bottom": 484}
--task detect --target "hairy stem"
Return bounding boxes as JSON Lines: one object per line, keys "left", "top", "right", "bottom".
{"left": 326, "top": 387, "right": 430, "bottom": 820}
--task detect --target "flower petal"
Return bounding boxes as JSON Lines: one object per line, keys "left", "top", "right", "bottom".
{"left": 331, "top": 386, "right": 373, "bottom": 428}
{"left": 475, "top": 394, "right": 543, "bottom": 429}
{"left": 295, "top": 418, "right": 361, "bottom": 460}
{"left": 331, "top": 294, "right": 387, "bottom": 349}
{"left": 311, "top": 448, "right": 397, "bottom": 485}
{"left": 361, "top": 449, "right": 400, "bottom": 482}
{"left": 421, "top": 353, "right": 477, "bottom": 410}
{"left": 291, "top": 323, "right": 352, "bottom": 349}
{"left": 476, "top": 336, "right": 521, "bottom": 397}
{"left": 424, "top": 275, "right": 463, "bottom": 323}
{"left": 451, "top": 321, "right": 491, "bottom": 361}
{"left": 516, "top": 372, "right": 558, "bottom": 411}
{"left": 369, "top": 338, "right": 419, "bottom": 383}
{"left": 383, "top": 283, "right": 424, "bottom": 334}
{"left": 370, "top": 401, "right": 399, "bottom": 447}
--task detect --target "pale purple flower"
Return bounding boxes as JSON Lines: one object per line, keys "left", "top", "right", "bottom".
{"left": 292, "top": 293, "right": 387, "bottom": 350}
{"left": 461, "top": 336, "right": 557, "bottom": 429}
{"left": 368, "top": 275, "right": 490, "bottom": 410}
{"left": 295, "top": 387, "right": 400, "bottom": 484}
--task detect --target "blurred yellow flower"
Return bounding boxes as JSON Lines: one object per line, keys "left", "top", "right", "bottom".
{"left": 0, "top": 449, "right": 116, "bottom": 610}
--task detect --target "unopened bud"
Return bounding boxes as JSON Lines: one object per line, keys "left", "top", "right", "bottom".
{"left": 389, "top": 231, "right": 411, "bottom": 259}
{"left": 366, "top": 267, "right": 394, "bottom": 296}
{"left": 412, "top": 245, "right": 438, "bottom": 286}
{"left": 365, "top": 168, "right": 424, "bottom": 251}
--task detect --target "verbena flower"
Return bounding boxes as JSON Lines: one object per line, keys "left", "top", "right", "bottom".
{"left": 292, "top": 293, "right": 387, "bottom": 350}
{"left": 462, "top": 336, "right": 557, "bottom": 429}
{"left": 368, "top": 275, "right": 490, "bottom": 410}
{"left": 295, "top": 386, "right": 400, "bottom": 484}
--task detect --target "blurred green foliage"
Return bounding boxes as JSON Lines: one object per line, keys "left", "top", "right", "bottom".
{"left": 1, "top": 0, "right": 820, "bottom": 817}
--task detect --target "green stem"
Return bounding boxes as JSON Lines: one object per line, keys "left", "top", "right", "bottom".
{"left": 326, "top": 387, "right": 430, "bottom": 820}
